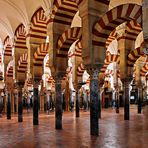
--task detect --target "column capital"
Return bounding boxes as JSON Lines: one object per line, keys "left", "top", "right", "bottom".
{"left": 121, "top": 76, "right": 132, "bottom": 84}
{"left": 33, "top": 78, "right": 41, "bottom": 88}
{"left": 85, "top": 64, "right": 103, "bottom": 79}
{"left": 54, "top": 72, "right": 65, "bottom": 81}
{"left": 16, "top": 82, "right": 24, "bottom": 89}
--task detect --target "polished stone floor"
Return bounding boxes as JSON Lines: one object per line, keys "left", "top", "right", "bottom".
{"left": 0, "top": 105, "right": 148, "bottom": 148}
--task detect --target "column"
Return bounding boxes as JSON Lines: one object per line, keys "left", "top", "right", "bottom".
{"left": 75, "top": 90, "right": 79, "bottom": 117}
{"left": 17, "top": 82, "right": 24, "bottom": 122}
{"left": 6, "top": 91, "right": 11, "bottom": 120}
{"left": 122, "top": 77, "right": 132, "bottom": 120}
{"left": 55, "top": 74, "right": 63, "bottom": 129}
{"left": 33, "top": 78, "right": 40, "bottom": 125}
{"left": 114, "top": 85, "right": 119, "bottom": 113}
{"left": 137, "top": 86, "right": 142, "bottom": 114}
{"left": 11, "top": 91, "right": 14, "bottom": 113}
{"left": 89, "top": 68, "right": 100, "bottom": 136}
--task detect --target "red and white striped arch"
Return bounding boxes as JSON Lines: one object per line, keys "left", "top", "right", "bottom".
{"left": 140, "top": 63, "right": 148, "bottom": 77}
{"left": 100, "top": 54, "right": 120, "bottom": 73}
{"left": 57, "top": 27, "right": 82, "bottom": 57}
{"left": 14, "top": 24, "right": 27, "bottom": 49}
{"left": 106, "top": 30, "right": 117, "bottom": 51}
{"left": 127, "top": 45, "right": 144, "bottom": 67}
{"left": 92, "top": 4, "right": 142, "bottom": 61}
{"left": 17, "top": 52, "right": 28, "bottom": 73}
{"left": 3, "top": 36, "right": 13, "bottom": 56}
{"left": 30, "top": 7, "right": 47, "bottom": 40}
{"left": 6, "top": 60, "right": 14, "bottom": 78}
{"left": 77, "top": 63, "right": 85, "bottom": 77}
{"left": 75, "top": 41, "right": 82, "bottom": 57}
{"left": 51, "top": 0, "right": 82, "bottom": 25}
{"left": 124, "top": 20, "right": 142, "bottom": 41}
{"left": 33, "top": 43, "right": 49, "bottom": 66}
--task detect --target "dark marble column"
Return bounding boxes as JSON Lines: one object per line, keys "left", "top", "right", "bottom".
{"left": 7, "top": 92, "right": 11, "bottom": 120}
{"left": 55, "top": 74, "right": 63, "bottom": 129}
{"left": 33, "top": 79, "right": 40, "bottom": 125}
{"left": 17, "top": 82, "right": 24, "bottom": 122}
{"left": 76, "top": 90, "right": 79, "bottom": 117}
{"left": 89, "top": 68, "right": 100, "bottom": 136}
{"left": 114, "top": 85, "right": 119, "bottom": 114}
{"left": 137, "top": 87, "right": 142, "bottom": 114}
{"left": 122, "top": 77, "right": 132, "bottom": 120}
{"left": 116, "top": 90, "right": 119, "bottom": 113}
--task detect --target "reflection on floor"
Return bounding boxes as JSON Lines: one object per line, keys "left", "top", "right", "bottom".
{"left": 0, "top": 105, "right": 148, "bottom": 148}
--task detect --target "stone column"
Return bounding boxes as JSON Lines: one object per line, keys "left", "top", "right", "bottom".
{"left": 55, "top": 73, "right": 63, "bottom": 129}
{"left": 11, "top": 91, "right": 14, "bottom": 113}
{"left": 122, "top": 77, "right": 132, "bottom": 120}
{"left": 3, "top": 95, "right": 6, "bottom": 113}
{"left": 114, "top": 85, "right": 119, "bottom": 114}
{"left": 88, "top": 68, "right": 100, "bottom": 136}
{"left": 33, "top": 78, "right": 40, "bottom": 125}
{"left": 75, "top": 90, "right": 79, "bottom": 118}
{"left": 137, "top": 86, "right": 142, "bottom": 114}
{"left": 6, "top": 91, "right": 11, "bottom": 120}
{"left": 17, "top": 82, "right": 24, "bottom": 122}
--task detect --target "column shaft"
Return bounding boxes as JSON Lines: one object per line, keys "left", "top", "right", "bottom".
{"left": 137, "top": 87, "right": 142, "bottom": 114}
{"left": 18, "top": 88, "right": 23, "bottom": 122}
{"left": 76, "top": 91, "right": 79, "bottom": 117}
{"left": 55, "top": 78, "right": 62, "bottom": 129}
{"left": 123, "top": 78, "right": 131, "bottom": 120}
{"left": 33, "top": 87, "right": 39, "bottom": 125}
{"left": 90, "top": 69, "right": 99, "bottom": 136}
{"left": 7, "top": 93, "right": 11, "bottom": 120}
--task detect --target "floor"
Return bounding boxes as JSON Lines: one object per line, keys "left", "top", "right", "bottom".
{"left": 0, "top": 105, "right": 148, "bottom": 148}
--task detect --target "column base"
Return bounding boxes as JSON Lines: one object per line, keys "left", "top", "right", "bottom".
{"left": 7, "top": 116, "right": 11, "bottom": 120}
{"left": 56, "top": 118, "right": 62, "bottom": 129}
{"left": 33, "top": 118, "right": 39, "bottom": 125}
{"left": 18, "top": 116, "right": 23, "bottom": 122}
{"left": 138, "top": 108, "right": 142, "bottom": 114}
{"left": 90, "top": 118, "right": 99, "bottom": 136}
{"left": 124, "top": 114, "right": 129, "bottom": 120}
{"left": 76, "top": 112, "right": 79, "bottom": 118}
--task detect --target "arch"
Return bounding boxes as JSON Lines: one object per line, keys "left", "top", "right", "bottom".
{"left": 92, "top": 4, "right": 142, "bottom": 63}
{"left": 3, "top": 36, "right": 12, "bottom": 56}
{"left": 125, "top": 20, "right": 142, "bottom": 41}
{"left": 17, "top": 52, "right": 28, "bottom": 73}
{"left": 52, "top": 0, "right": 82, "bottom": 25}
{"left": 14, "top": 24, "right": 27, "bottom": 49}
{"left": 57, "top": 27, "right": 82, "bottom": 57}
{"left": 77, "top": 63, "right": 85, "bottom": 77}
{"left": 140, "top": 62, "right": 148, "bottom": 76}
{"left": 75, "top": 41, "right": 82, "bottom": 57}
{"left": 33, "top": 43, "right": 49, "bottom": 66}
{"left": 127, "top": 45, "right": 144, "bottom": 67}
{"left": 106, "top": 30, "right": 117, "bottom": 50}
{"left": 6, "top": 60, "right": 14, "bottom": 77}
{"left": 30, "top": 7, "right": 47, "bottom": 40}
{"left": 100, "top": 54, "right": 120, "bottom": 73}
